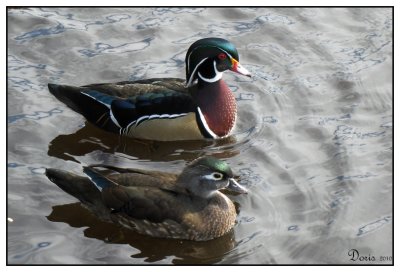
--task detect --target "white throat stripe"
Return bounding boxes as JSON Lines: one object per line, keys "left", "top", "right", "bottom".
{"left": 198, "top": 60, "right": 223, "bottom": 83}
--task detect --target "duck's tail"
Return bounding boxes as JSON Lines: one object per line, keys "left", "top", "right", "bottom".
{"left": 48, "top": 83, "right": 119, "bottom": 133}
{"left": 45, "top": 168, "right": 107, "bottom": 212}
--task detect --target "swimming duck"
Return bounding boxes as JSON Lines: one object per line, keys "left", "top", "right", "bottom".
{"left": 45, "top": 157, "right": 248, "bottom": 241}
{"left": 48, "top": 37, "right": 251, "bottom": 141}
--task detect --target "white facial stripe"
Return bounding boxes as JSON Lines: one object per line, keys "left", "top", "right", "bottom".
{"left": 187, "top": 45, "right": 233, "bottom": 67}
{"left": 186, "top": 45, "right": 212, "bottom": 76}
{"left": 202, "top": 174, "right": 219, "bottom": 180}
{"left": 186, "top": 57, "right": 208, "bottom": 87}
{"left": 198, "top": 60, "right": 223, "bottom": 83}
{"left": 217, "top": 47, "right": 233, "bottom": 60}
{"left": 197, "top": 107, "right": 218, "bottom": 139}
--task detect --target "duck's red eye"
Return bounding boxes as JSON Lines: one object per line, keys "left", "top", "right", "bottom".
{"left": 218, "top": 53, "right": 227, "bottom": 60}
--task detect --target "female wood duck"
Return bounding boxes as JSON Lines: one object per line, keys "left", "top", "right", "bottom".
{"left": 48, "top": 37, "right": 251, "bottom": 141}
{"left": 45, "top": 157, "right": 248, "bottom": 241}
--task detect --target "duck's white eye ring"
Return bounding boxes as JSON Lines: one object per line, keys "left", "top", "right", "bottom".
{"left": 212, "top": 172, "right": 223, "bottom": 180}
{"left": 202, "top": 172, "right": 224, "bottom": 181}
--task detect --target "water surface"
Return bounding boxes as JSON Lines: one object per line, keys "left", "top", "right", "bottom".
{"left": 7, "top": 7, "right": 392, "bottom": 264}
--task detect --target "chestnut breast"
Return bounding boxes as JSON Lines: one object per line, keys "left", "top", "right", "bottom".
{"left": 193, "top": 80, "right": 237, "bottom": 137}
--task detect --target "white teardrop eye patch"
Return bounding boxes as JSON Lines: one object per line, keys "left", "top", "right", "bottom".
{"left": 203, "top": 172, "right": 224, "bottom": 181}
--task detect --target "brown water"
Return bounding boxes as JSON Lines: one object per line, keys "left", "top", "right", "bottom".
{"left": 7, "top": 7, "right": 393, "bottom": 264}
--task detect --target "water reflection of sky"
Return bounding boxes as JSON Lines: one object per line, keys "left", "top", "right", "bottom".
{"left": 7, "top": 7, "right": 392, "bottom": 264}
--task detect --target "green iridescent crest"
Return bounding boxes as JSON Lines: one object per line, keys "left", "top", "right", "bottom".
{"left": 193, "top": 156, "right": 233, "bottom": 176}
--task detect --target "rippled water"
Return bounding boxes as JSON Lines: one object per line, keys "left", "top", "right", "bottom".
{"left": 7, "top": 7, "right": 393, "bottom": 264}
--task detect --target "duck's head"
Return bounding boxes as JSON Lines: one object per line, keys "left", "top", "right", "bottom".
{"left": 185, "top": 38, "right": 251, "bottom": 87}
{"left": 177, "top": 156, "right": 248, "bottom": 198}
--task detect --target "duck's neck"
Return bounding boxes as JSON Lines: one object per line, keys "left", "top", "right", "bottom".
{"left": 190, "top": 79, "right": 237, "bottom": 138}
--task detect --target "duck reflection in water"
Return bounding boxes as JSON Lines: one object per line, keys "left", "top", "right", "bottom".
{"left": 47, "top": 121, "right": 242, "bottom": 163}
{"left": 47, "top": 202, "right": 238, "bottom": 264}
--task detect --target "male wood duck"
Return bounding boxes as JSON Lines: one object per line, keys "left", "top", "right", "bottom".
{"left": 48, "top": 37, "right": 251, "bottom": 141}
{"left": 45, "top": 156, "right": 248, "bottom": 241}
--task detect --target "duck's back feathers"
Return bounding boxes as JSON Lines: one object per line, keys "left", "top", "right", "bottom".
{"left": 86, "top": 164, "right": 179, "bottom": 191}
{"left": 48, "top": 79, "right": 209, "bottom": 140}
{"left": 81, "top": 78, "right": 187, "bottom": 97}
{"left": 82, "top": 165, "right": 198, "bottom": 219}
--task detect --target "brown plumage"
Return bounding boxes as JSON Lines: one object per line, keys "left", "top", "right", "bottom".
{"left": 46, "top": 157, "right": 248, "bottom": 241}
